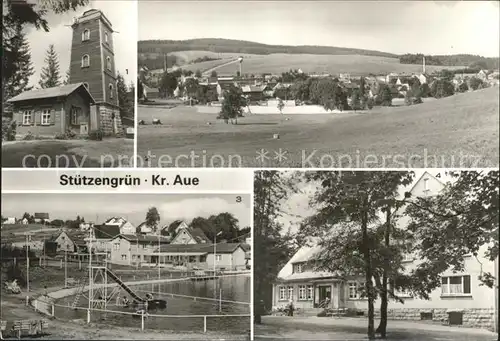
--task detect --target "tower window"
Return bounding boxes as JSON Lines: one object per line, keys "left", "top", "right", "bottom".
{"left": 81, "top": 55, "right": 90, "bottom": 68}
{"left": 106, "top": 57, "right": 112, "bottom": 71}
{"left": 82, "top": 29, "right": 90, "bottom": 41}
{"left": 104, "top": 32, "right": 108, "bottom": 44}
{"left": 109, "top": 84, "right": 114, "bottom": 99}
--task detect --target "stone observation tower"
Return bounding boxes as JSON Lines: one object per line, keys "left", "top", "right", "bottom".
{"left": 69, "top": 9, "right": 123, "bottom": 136}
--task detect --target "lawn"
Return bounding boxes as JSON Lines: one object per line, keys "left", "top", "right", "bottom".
{"left": 254, "top": 316, "right": 497, "bottom": 341}
{"left": 180, "top": 52, "right": 466, "bottom": 76}
{"left": 137, "top": 87, "right": 499, "bottom": 168}
{"left": 1, "top": 138, "right": 134, "bottom": 168}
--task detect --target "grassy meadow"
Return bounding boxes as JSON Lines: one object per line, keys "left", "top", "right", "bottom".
{"left": 137, "top": 87, "right": 499, "bottom": 168}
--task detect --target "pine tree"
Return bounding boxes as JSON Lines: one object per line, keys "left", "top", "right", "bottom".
{"left": 63, "top": 69, "right": 70, "bottom": 85}
{"left": 4, "top": 25, "right": 34, "bottom": 101}
{"left": 39, "top": 44, "right": 61, "bottom": 88}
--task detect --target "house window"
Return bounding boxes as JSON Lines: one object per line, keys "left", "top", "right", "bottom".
{"left": 279, "top": 286, "right": 287, "bottom": 301}
{"left": 106, "top": 56, "right": 111, "bottom": 70}
{"left": 81, "top": 54, "right": 90, "bottom": 68}
{"left": 121, "top": 254, "right": 127, "bottom": 261}
{"left": 216, "top": 254, "right": 222, "bottom": 261}
{"left": 307, "top": 285, "right": 313, "bottom": 300}
{"left": 70, "top": 107, "right": 81, "bottom": 125}
{"left": 294, "top": 263, "right": 303, "bottom": 273}
{"left": 348, "top": 282, "right": 365, "bottom": 299}
{"left": 109, "top": 84, "right": 114, "bottom": 98}
{"left": 132, "top": 255, "right": 136, "bottom": 261}
{"left": 41, "top": 109, "right": 51, "bottom": 125}
{"left": 82, "top": 29, "right": 90, "bottom": 41}
{"left": 441, "top": 275, "right": 471, "bottom": 296}
{"left": 402, "top": 253, "right": 413, "bottom": 262}
{"left": 23, "top": 110, "right": 32, "bottom": 125}
{"left": 298, "top": 285, "right": 307, "bottom": 300}
{"left": 104, "top": 32, "right": 108, "bottom": 44}
{"left": 287, "top": 286, "right": 294, "bottom": 300}
{"left": 113, "top": 243, "right": 119, "bottom": 250}
{"left": 423, "top": 178, "right": 430, "bottom": 194}
{"left": 142, "top": 244, "right": 147, "bottom": 249}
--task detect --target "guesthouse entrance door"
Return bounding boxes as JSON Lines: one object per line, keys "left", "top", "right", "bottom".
{"left": 317, "top": 285, "right": 332, "bottom": 308}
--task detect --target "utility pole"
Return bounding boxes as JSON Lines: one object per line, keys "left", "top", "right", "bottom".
{"left": 88, "top": 226, "right": 93, "bottom": 315}
{"left": 25, "top": 233, "right": 30, "bottom": 293}
{"left": 213, "top": 230, "right": 217, "bottom": 299}
{"left": 64, "top": 248, "right": 68, "bottom": 288}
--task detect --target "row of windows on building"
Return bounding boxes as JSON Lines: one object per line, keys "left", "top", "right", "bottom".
{"left": 22, "top": 107, "right": 88, "bottom": 126}
{"left": 279, "top": 275, "right": 472, "bottom": 302}
{"left": 82, "top": 29, "right": 109, "bottom": 44}
{"left": 81, "top": 54, "right": 112, "bottom": 71}
{"left": 22, "top": 109, "right": 51, "bottom": 125}
{"left": 117, "top": 253, "right": 220, "bottom": 262}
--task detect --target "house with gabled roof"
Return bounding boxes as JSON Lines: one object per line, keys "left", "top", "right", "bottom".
{"left": 272, "top": 172, "right": 496, "bottom": 331}
{"left": 171, "top": 226, "right": 211, "bottom": 245}
{"left": 7, "top": 83, "right": 96, "bottom": 138}
{"left": 103, "top": 216, "right": 135, "bottom": 234}
{"left": 109, "top": 234, "right": 170, "bottom": 265}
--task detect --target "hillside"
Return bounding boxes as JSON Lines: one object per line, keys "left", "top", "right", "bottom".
{"left": 176, "top": 53, "right": 465, "bottom": 77}
{"left": 138, "top": 38, "right": 398, "bottom": 58}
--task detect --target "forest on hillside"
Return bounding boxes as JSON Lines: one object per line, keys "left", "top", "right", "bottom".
{"left": 399, "top": 53, "right": 499, "bottom": 69}
{"left": 137, "top": 38, "right": 398, "bottom": 58}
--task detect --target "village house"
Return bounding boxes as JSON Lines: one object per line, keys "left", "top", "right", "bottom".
{"left": 241, "top": 85, "right": 266, "bottom": 102}
{"left": 4, "top": 217, "right": 17, "bottom": 224}
{"left": 49, "top": 231, "right": 77, "bottom": 253}
{"left": 7, "top": 83, "right": 96, "bottom": 138}
{"left": 154, "top": 243, "right": 247, "bottom": 271}
{"left": 170, "top": 226, "right": 211, "bottom": 245}
{"left": 108, "top": 234, "right": 171, "bottom": 265}
{"left": 103, "top": 217, "right": 135, "bottom": 234}
{"left": 271, "top": 172, "right": 497, "bottom": 331}
{"left": 85, "top": 224, "right": 121, "bottom": 255}
{"left": 21, "top": 218, "right": 29, "bottom": 225}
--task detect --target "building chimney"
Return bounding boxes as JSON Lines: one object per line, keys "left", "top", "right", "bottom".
{"left": 422, "top": 55, "right": 426, "bottom": 74}
{"left": 163, "top": 54, "right": 167, "bottom": 72}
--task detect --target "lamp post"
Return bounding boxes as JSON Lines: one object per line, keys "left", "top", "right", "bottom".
{"left": 64, "top": 248, "right": 68, "bottom": 288}
{"left": 213, "top": 232, "right": 216, "bottom": 299}
{"left": 25, "top": 233, "right": 30, "bottom": 293}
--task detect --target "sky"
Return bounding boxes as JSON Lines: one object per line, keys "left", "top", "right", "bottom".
{"left": 1, "top": 193, "right": 251, "bottom": 228}
{"left": 138, "top": 1, "right": 500, "bottom": 57}
{"left": 276, "top": 170, "right": 454, "bottom": 235}
{"left": 25, "top": 0, "right": 137, "bottom": 88}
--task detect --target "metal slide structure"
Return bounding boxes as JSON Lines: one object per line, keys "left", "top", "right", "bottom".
{"left": 105, "top": 268, "right": 145, "bottom": 303}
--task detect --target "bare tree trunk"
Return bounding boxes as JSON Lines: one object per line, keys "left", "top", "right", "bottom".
{"left": 362, "top": 202, "right": 375, "bottom": 339}
{"left": 377, "top": 206, "right": 391, "bottom": 338}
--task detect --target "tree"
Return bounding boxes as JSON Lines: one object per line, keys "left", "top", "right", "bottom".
{"left": 457, "top": 82, "right": 469, "bottom": 93}
{"left": 50, "top": 219, "right": 65, "bottom": 227}
{"left": 406, "top": 171, "right": 499, "bottom": 289}
{"left": 210, "top": 70, "right": 218, "bottom": 78}
{"left": 38, "top": 44, "right": 61, "bottom": 88}
{"left": 469, "top": 77, "right": 484, "bottom": 91}
{"left": 219, "top": 85, "right": 246, "bottom": 124}
{"left": 145, "top": 207, "right": 161, "bottom": 233}
{"left": 159, "top": 72, "right": 178, "bottom": 97}
{"left": 277, "top": 98, "right": 284, "bottom": 114}
{"left": 419, "top": 83, "right": 431, "bottom": 98}
{"left": 3, "top": 24, "right": 34, "bottom": 106}
{"left": 301, "top": 171, "right": 414, "bottom": 339}
{"left": 2, "top": 0, "right": 89, "bottom": 105}
{"left": 117, "top": 73, "right": 133, "bottom": 119}
{"left": 195, "top": 69, "right": 202, "bottom": 78}
{"left": 430, "top": 79, "right": 454, "bottom": 98}
{"left": 63, "top": 69, "right": 70, "bottom": 85}
{"left": 379, "top": 84, "right": 393, "bottom": 106}
{"left": 350, "top": 89, "right": 361, "bottom": 112}
{"left": 254, "top": 171, "right": 296, "bottom": 324}
{"left": 439, "top": 69, "right": 455, "bottom": 82}
{"left": 184, "top": 78, "right": 199, "bottom": 102}
{"left": 137, "top": 77, "right": 144, "bottom": 100}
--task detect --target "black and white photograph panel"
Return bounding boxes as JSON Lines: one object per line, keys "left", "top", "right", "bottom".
{"left": 1, "top": 193, "right": 251, "bottom": 340}
{"left": 137, "top": 1, "right": 498, "bottom": 168}
{"left": 2, "top": 0, "right": 136, "bottom": 168}
{"left": 253, "top": 170, "right": 499, "bottom": 340}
